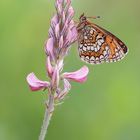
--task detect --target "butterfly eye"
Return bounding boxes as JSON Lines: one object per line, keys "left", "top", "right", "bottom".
{"left": 79, "top": 13, "right": 87, "bottom": 22}
{"left": 82, "top": 17, "right": 86, "bottom": 20}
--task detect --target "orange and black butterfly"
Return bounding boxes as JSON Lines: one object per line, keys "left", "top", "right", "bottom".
{"left": 77, "top": 13, "right": 128, "bottom": 64}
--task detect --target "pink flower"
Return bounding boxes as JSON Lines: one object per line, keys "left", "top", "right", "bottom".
{"left": 26, "top": 0, "right": 89, "bottom": 98}
{"left": 26, "top": 1, "right": 90, "bottom": 139}
{"left": 26, "top": 73, "right": 50, "bottom": 91}
{"left": 62, "top": 66, "right": 89, "bottom": 83}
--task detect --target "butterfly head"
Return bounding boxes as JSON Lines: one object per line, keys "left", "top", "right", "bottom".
{"left": 79, "top": 13, "right": 87, "bottom": 23}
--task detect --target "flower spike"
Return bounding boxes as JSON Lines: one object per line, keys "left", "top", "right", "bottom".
{"left": 26, "top": 0, "right": 89, "bottom": 139}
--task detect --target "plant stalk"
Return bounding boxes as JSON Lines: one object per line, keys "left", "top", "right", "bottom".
{"left": 39, "top": 93, "right": 54, "bottom": 140}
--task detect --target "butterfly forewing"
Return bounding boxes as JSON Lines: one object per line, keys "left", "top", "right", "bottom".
{"left": 77, "top": 17, "right": 128, "bottom": 64}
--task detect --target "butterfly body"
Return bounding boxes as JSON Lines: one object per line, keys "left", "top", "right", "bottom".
{"left": 77, "top": 14, "right": 128, "bottom": 64}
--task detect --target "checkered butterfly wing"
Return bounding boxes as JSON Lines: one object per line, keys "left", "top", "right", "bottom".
{"left": 77, "top": 20, "right": 128, "bottom": 64}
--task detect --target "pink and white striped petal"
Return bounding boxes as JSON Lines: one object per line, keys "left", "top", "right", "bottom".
{"left": 62, "top": 66, "right": 89, "bottom": 83}
{"left": 26, "top": 73, "right": 50, "bottom": 91}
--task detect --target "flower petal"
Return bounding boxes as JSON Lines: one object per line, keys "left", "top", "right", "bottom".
{"left": 51, "top": 14, "right": 58, "bottom": 25}
{"left": 68, "top": 6, "right": 74, "bottom": 18}
{"left": 66, "top": 28, "right": 72, "bottom": 43}
{"left": 62, "top": 11, "right": 66, "bottom": 23}
{"left": 66, "top": 0, "right": 71, "bottom": 5}
{"left": 59, "top": 35, "right": 63, "bottom": 48}
{"left": 63, "top": 79, "right": 71, "bottom": 92}
{"left": 56, "top": 1, "right": 62, "bottom": 15}
{"left": 51, "top": 66, "right": 59, "bottom": 89}
{"left": 46, "top": 56, "right": 54, "bottom": 77}
{"left": 45, "top": 38, "right": 55, "bottom": 60}
{"left": 58, "top": 59, "right": 64, "bottom": 72}
{"left": 61, "top": 20, "right": 68, "bottom": 35}
{"left": 26, "top": 73, "right": 50, "bottom": 91}
{"left": 69, "top": 26, "right": 78, "bottom": 44}
{"left": 57, "top": 79, "right": 71, "bottom": 100}
{"left": 58, "top": 0, "right": 64, "bottom": 3}
{"left": 55, "top": 23, "right": 60, "bottom": 39}
{"left": 62, "top": 66, "right": 89, "bottom": 83}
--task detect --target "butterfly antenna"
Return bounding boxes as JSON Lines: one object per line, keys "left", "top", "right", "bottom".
{"left": 87, "top": 16, "right": 100, "bottom": 19}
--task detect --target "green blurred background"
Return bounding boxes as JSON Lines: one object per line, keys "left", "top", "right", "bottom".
{"left": 0, "top": 0, "right": 140, "bottom": 140}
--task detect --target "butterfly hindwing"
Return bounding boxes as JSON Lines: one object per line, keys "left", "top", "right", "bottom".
{"left": 77, "top": 18, "right": 128, "bottom": 64}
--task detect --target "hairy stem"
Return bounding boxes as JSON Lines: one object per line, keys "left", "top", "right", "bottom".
{"left": 39, "top": 93, "right": 54, "bottom": 140}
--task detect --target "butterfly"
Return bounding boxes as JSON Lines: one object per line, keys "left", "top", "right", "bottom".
{"left": 77, "top": 13, "right": 128, "bottom": 64}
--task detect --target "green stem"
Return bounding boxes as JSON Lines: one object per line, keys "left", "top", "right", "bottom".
{"left": 39, "top": 94, "right": 54, "bottom": 140}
